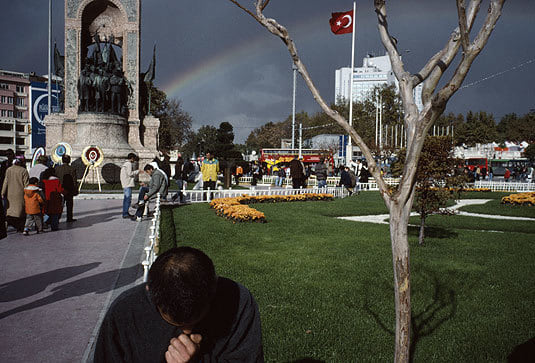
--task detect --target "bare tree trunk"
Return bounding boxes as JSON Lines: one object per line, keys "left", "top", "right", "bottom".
{"left": 419, "top": 215, "right": 426, "bottom": 246}
{"left": 389, "top": 198, "right": 413, "bottom": 362}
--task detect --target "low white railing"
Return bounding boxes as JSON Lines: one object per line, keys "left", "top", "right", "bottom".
{"left": 183, "top": 186, "right": 350, "bottom": 203}
{"left": 473, "top": 181, "right": 534, "bottom": 192}
{"left": 142, "top": 193, "right": 161, "bottom": 283}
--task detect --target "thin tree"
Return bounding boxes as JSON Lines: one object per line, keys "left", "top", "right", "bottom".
{"left": 228, "top": 0, "right": 505, "bottom": 361}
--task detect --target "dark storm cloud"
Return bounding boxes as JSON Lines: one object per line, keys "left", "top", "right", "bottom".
{"left": 2, "top": 0, "right": 533, "bottom": 143}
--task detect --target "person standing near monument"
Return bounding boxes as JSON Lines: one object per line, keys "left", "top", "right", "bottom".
{"left": 201, "top": 152, "right": 219, "bottom": 194}
{"left": 134, "top": 163, "right": 168, "bottom": 221}
{"left": 55, "top": 155, "right": 78, "bottom": 222}
{"left": 120, "top": 153, "right": 139, "bottom": 219}
{"left": 1, "top": 157, "right": 29, "bottom": 232}
{"left": 94, "top": 246, "right": 264, "bottom": 362}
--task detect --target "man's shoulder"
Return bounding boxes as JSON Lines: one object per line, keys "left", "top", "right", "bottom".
{"left": 106, "top": 284, "right": 151, "bottom": 318}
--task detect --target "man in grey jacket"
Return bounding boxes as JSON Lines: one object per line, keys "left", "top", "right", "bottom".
{"left": 134, "top": 163, "right": 168, "bottom": 221}
{"left": 120, "top": 153, "right": 139, "bottom": 218}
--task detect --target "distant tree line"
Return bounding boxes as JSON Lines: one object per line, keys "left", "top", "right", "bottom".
{"left": 244, "top": 84, "right": 535, "bottom": 152}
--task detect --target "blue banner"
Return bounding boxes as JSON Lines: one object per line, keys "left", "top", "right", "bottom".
{"left": 30, "top": 81, "right": 60, "bottom": 150}
{"left": 338, "top": 135, "right": 348, "bottom": 157}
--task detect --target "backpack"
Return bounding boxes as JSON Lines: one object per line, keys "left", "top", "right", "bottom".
{"left": 349, "top": 170, "right": 357, "bottom": 188}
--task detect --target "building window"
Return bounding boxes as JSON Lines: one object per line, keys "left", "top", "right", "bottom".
{"left": 16, "top": 125, "right": 25, "bottom": 132}
{"left": 1, "top": 96, "right": 5, "bottom": 103}
{"left": 0, "top": 137, "right": 13, "bottom": 144}
{"left": 0, "top": 123, "right": 11, "bottom": 131}
{"left": 16, "top": 98, "right": 24, "bottom": 106}
{"left": 16, "top": 85, "right": 25, "bottom": 93}
{"left": 7, "top": 110, "right": 13, "bottom": 117}
{"left": 1, "top": 110, "right": 6, "bottom": 117}
{"left": 7, "top": 97, "right": 13, "bottom": 104}
{"left": 16, "top": 137, "right": 25, "bottom": 145}
{"left": 16, "top": 111, "right": 24, "bottom": 119}
{"left": 0, "top": 83, "right": 8, "bottom": 90}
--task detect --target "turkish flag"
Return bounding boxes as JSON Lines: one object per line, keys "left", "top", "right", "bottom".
{"left": 329, "top": 10, "right": 354, "bottom": 35}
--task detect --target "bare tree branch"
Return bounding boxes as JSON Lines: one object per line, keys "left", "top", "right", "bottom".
{"left": 456, "top": 0, "right": 470, "bottom": 52}
{"left": 260, "top": 0, "right": 270, "bottom": 11}
{"left": 435, "top": 0, "right": 505, "bottom": 104}
{"left": 420, "top": 0, "right": 481, "bottom": 103}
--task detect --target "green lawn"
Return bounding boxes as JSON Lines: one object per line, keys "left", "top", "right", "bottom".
{"left": 458, "top": 198, "right": 535, "bottom": 218}
{"left": 160, "top": 192, "right": 535, "bottom": 362}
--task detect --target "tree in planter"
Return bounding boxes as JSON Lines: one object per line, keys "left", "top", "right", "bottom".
{"left": 394, "top": 137, "right": 466, "bottom": 245}
{"left": 228, "top": 0, "right": 505, "bottom": 361}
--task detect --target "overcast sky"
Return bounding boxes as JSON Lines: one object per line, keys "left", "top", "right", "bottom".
{"left": 2, "top": 0, "right": 534, "bottom": 143}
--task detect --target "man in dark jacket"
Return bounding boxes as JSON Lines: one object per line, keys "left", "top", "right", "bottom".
{"left": 55, "top": 155, "right": 78, "bottom": 222}
{"left": 94, "top": 247, "right": 264, "bottom": 362}
{"left": 314, "top": 158, "right": 328, "bottom": 188}
{"left": 289, "top": 157, "right": 305, "bottom": 189}
{"left": 338, "top": 165, "right": 353, "bottom": 196}
{"left": 134, "top": 163, "right": 168, "bottom": 221}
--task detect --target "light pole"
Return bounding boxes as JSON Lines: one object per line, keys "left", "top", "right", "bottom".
{"left": 291, "top": 63, "right": 297, "bottom": 150}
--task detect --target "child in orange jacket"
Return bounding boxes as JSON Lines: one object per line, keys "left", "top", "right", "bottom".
{"left": 23, "top": 177, "right": 45, "bottom": 235}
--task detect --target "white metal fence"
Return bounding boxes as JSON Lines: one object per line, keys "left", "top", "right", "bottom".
{"left": 142, "top": 193, "right": 161, "bottom": 283}
{"left": 183, "top": 186, "right": 350, "bottom": 203}
{"left": 473, "top": 180, "right": 535, "bottom": 192}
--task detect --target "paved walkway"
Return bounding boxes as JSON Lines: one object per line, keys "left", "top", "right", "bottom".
{"left": 0, "top": 195, "right": 150, "bottom": 363}
{"left": 338, "top": 199, "right": 535, "bottom": 224}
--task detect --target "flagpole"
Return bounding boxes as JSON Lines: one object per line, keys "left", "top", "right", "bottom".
{"left": 346, "top": 1, "right": 356, "bottom": 166}
{"left": 48, "top": 0, "right": 52, "bottom": 116}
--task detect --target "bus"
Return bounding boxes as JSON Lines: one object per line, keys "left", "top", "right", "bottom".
{"left": 490, "top": 158, "right": 530, "bottom": 176}
{"left": 464, "top": 157, "right": 488, "bottom": 173}
{"left": 259, "top": 148, "right": 332, "bottom": 169}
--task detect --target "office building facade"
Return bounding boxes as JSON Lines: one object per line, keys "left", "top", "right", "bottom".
{"left": 335, "top": 53, "right": 423, "bottom": 112}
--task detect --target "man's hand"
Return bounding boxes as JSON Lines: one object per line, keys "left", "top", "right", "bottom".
{"left": 165, "top": 332, "right": 202, "bottom": 363}
{"left": 143, "top": 195, "right": 148, "bottom": 201}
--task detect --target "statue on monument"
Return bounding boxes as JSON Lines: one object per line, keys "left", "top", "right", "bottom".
{"left": 77, "top": 32, "right": 129, "bottom": 116}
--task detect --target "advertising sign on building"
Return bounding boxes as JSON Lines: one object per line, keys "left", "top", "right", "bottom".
{"left": 29, "top": 81, "right": 60, "bottom": 150}
{"left": 338, "top": 135, "right": 348, "bottom": 158}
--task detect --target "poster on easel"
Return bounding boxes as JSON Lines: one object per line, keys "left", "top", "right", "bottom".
{"left": 79, "top": 145, "right": 104, "bottom": 192}
{"left": 51, "top": 142, "right": 72, "bottom": 166}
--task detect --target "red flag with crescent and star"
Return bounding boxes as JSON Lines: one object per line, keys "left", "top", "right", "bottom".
{"left": 329, "top": 10, "right": 354, "bottom": 35}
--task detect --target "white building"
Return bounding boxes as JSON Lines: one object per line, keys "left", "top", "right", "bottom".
{"left": 335, "top": 53, "right": 423, "bottom": 112}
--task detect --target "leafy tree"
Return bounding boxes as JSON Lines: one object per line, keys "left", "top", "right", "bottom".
{"left": 215, "top": 122, "right": 243, "bottom": 161}
{"left": 394, "top": 137, "right": 465, "bottom": 245}
{"left": 455, "top": 111, "right": 497, "bottom": 146}
{"left": 524, "top": 143, "right": 535, "bottom": 163}
{"left": 181, "top": 125, "right": 219, "bottom": 159}
{"left": 230, "top": 1, "right": 505, "bottom": 361}
{"left": 149, "top": 86, "right": 193, "bottom": 150}
{"left": 497, "top": 112, "right": 535, "bottom": 143}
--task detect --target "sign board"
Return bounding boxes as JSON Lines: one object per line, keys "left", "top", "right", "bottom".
{"left": 29, "top": 81, "right": 61, "bottom": 150}
{"left": 338, "top": 135, "right": 348, "bottom": 157}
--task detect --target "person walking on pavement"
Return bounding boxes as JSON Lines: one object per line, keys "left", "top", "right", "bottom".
{"left": 55, "top": 155, "right": 78, "bottom": 222}
{"left": 120, "top": 153, "right": 139, "bottom": 219}
{"left": 2, "top": 156, "right": 29, "bottom": 232}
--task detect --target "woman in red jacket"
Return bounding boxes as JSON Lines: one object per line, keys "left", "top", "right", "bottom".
{"left": 42, "top": 169, "right": 64, "bottom": 231}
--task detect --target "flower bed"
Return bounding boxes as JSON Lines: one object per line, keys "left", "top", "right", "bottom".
{"left": 210, "top": 193, "right": 334, "bottom": 222}
{"left": 501, "top": 192, "right": 535, "bottom": 206}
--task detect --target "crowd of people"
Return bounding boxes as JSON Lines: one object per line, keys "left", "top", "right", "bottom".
{"left": 1, "top": 150, "right": 77, "bottom": 238}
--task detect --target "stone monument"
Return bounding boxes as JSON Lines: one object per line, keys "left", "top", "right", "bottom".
{"left": 45, "top": 0, "right": 159, "bottom": 183}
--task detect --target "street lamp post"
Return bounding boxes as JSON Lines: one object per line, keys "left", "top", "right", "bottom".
{"left": 292, "top": 63, "right": 297, "bottom": 150}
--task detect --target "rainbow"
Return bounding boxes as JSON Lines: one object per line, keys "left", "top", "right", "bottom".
{"left": 162, "top": 14, "right": 331, "bottom": 99}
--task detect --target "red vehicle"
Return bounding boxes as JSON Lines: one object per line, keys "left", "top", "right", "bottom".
{"left": 464, "top": 157, "right": 488, "bottom": 173}
{"left": 259, "top": 148, "right": 332, "bottom": 168}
